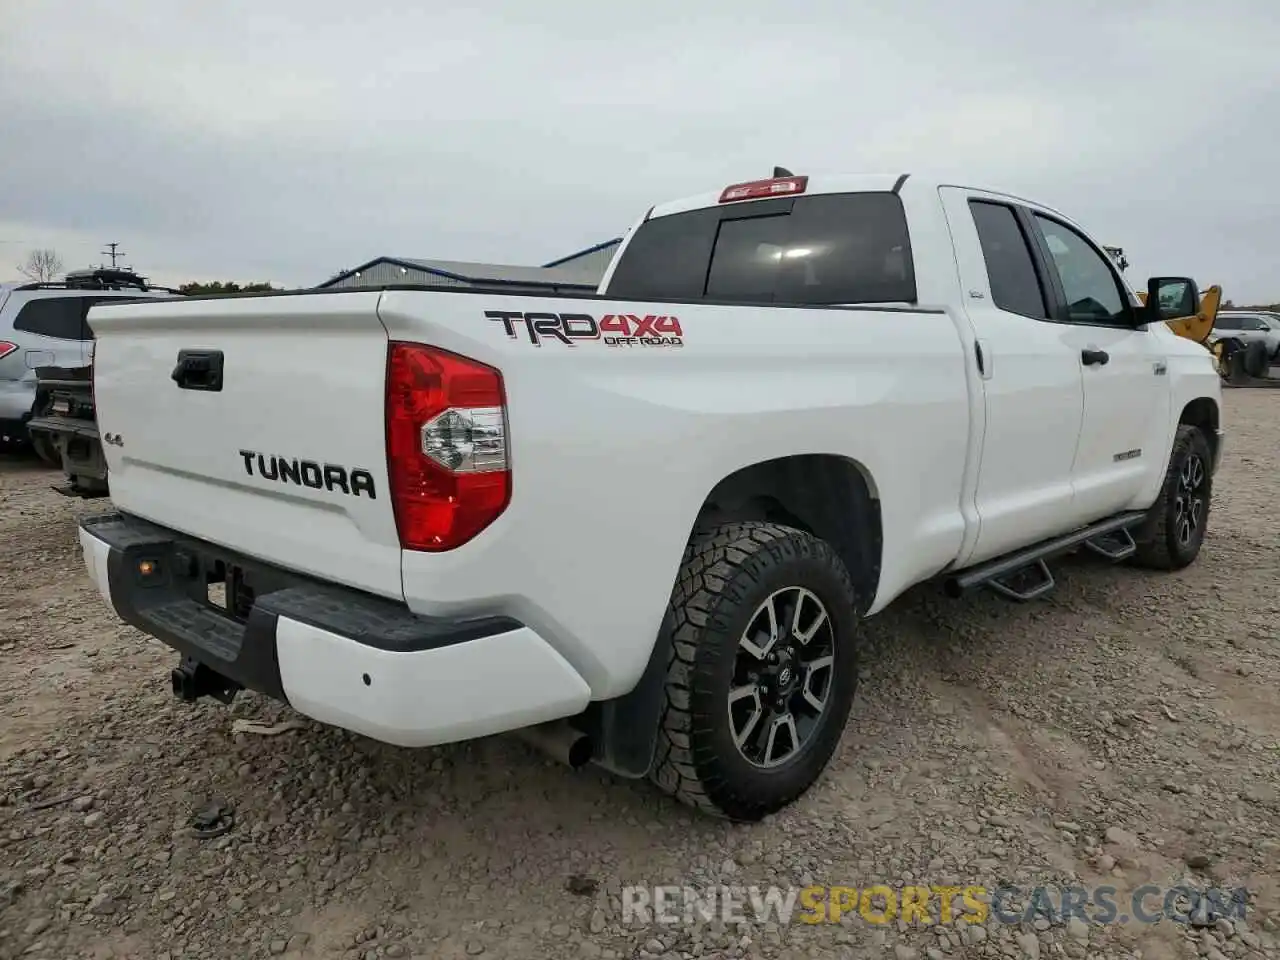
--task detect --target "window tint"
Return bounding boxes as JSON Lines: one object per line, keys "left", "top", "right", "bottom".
{"left": 12, "top": 297, "right": 89, "bottom": 340}
{"left": 606, "top": 208, "right": 720, "bottom": 301}
{"left": 705, "top": 215, "right": 788, "bottom": 302}
{"left": 607, "top": 191, "right": 917, "bottom": 305}
{"left": 1221, "top": 316, "right": 1263, "bottom": 330}
{"left": 772, "top": 193, "right": 916, "bottom": 304}
{"left": 1032, "top": 215, "right": 1129, "bottom": 325}
{"left": 969, "top": 201, "right": 1048, "bottom": 319}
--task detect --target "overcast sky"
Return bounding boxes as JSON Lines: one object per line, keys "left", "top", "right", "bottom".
{"left": 2, "top": 0, "right": 1277, "bottom": 300}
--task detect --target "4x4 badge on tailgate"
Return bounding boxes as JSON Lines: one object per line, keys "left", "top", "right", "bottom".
{"left": 103, "top": 433, "right": 123, "bottom": 447}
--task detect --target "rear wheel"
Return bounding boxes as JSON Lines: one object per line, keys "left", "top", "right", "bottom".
{"left": 1243, "top": 341, "right": 1269, "bottom": 379}
{"left": 1217, "top": 338, "right": 1245, "bottom": 382}
{"left": 649, "top": 521, "right": 861, "bottom": 821}
{"left": 1131, "top": 425, "right": 1213, "bottom": 570}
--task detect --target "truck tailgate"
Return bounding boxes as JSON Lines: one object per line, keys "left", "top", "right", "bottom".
{"left": 88, "top": 292, "right": 403, "bottom": 600}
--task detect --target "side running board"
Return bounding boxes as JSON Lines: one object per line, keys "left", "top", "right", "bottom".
{"left": 944, "top": 510, "right": 1148, "bottom": 602}
{"left": 1082, "top": 527, "right": 1137, "bottom": 561}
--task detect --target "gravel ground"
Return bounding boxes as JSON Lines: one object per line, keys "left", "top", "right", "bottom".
{"left": 1, "top": 390, "right": 1278, "bottom": 960}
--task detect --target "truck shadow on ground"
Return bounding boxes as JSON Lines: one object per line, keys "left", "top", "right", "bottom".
{"left": 163, "top": 545, "right": 1181, "bottom": 840}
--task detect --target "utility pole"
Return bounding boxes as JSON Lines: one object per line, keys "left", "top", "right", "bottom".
{"left": 100, "top": 242, "right": 126, "bottom": 268}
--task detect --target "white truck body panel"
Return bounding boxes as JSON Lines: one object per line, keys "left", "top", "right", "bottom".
{"left": 79, "top": 171, "right": 1223, "bottom": 772}
{"left": 377, "top": 290, "right": 972, "bottom": 695}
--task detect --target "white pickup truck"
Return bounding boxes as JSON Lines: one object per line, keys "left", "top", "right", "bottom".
{"left": 78, "top": 171, "right": 1223, "bottom": 822}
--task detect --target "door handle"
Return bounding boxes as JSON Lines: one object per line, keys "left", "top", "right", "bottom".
{"left": 171, "top": 349, "right": 224, "bottom": 391}
{"left": 1081, "top": 348, "right": 1110, "bottom": 367}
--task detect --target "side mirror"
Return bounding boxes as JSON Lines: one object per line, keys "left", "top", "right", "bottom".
{"left": 1145, "top": 276, "right": 1200, "bottom": 323}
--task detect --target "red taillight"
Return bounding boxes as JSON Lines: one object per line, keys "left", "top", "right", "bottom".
{"left": 0, "top": 341, "right": 17, "bottom": 360}
{"left": 385, "top": 342, "right": 510, "bottom": 552}
{"left": 718, "top": 176, "right": 808, "bottom": 204}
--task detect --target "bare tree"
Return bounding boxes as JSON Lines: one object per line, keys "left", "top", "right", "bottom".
{"left": 17, "top": 248, "right": 64, "bottom": 283}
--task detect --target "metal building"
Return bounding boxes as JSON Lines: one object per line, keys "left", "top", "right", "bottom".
{"left": 317, "top": 239, "right": 623, "bottom": 292}
{"left": 540, "top": 238, "right": 624, "bottom": 283}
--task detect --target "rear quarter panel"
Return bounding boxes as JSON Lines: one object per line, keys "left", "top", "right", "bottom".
{"left": 377, "top": 289, "right": 972, "bottom": 698}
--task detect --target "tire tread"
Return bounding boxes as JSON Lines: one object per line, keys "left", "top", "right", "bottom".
{"left": 649, "top": 521, "right": 857, "bottom": 821}
{"left": 1131, "top": 424, "right": 1212, "bottom": 570}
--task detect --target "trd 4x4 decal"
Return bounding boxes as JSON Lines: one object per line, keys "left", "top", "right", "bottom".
{"left": 485, "top": 310, "right": 683, "bottom": 348}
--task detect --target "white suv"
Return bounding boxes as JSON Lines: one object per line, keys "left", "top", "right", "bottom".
{"left": 1211, "top": 311, "right": 1280, "bottom": 359}
{"left": 0, "top": 269, "right": 175, "bottom": 459}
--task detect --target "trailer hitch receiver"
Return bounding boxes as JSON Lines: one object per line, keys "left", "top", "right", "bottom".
{"left": 171, "top": 656, "right": 241, "bottom": 705}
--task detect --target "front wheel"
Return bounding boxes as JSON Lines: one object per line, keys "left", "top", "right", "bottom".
{"left": 1131, "top": 425, "right": 1213, "bottom": 570}
{"left": 649, "top": 521, "right": 861, "bottom": 822}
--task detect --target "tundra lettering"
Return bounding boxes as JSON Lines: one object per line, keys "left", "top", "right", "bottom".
{"left": 238, "top": 450, "right": 376, "bottom": 498}
{"left": 485, "top": 309, "right": 683, "bottom": 347}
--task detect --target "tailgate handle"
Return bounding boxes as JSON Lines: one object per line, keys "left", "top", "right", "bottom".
{"left": 172, "top": 350, "right": 224, "bottom": 392}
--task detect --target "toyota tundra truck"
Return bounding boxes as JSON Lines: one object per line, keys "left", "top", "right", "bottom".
{"left": 77, "top": 171, "right": 1224, "bottom": 822}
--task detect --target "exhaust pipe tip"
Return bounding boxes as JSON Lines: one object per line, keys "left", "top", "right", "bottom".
{"left": 564, "top": 732, "right": 593, "bottom": 769}
{"left": 514, "top": 720, "right": 594, "bottom": 770}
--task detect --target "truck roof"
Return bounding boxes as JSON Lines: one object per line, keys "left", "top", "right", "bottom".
{"left": 646, "top": 171, "right": 1071, "bottom": 222}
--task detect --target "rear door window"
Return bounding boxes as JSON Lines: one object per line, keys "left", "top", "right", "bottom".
{"left": 1223, "top": 316, "right": 1260, "bottom": 330}
{"left": 969, "top": 201, "right": 1049, "bottom": 319}
{"left": 608, "top": 191, "right": 917, "bottom": 305}
{"left": 12, "top": 297, "right": 88, "bottom": 340}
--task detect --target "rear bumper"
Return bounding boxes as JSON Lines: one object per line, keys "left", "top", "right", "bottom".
{"left": 0, "top": 378, "right": 35, "bottom": 422}
{"left": 27, "top": 415, "right": 107, "bottom": 484}
{"left": 0, "top": 380, "right": 35, "bottom": 440}
{"left": 78, "top": 512, "right": 591, "bottom": 747}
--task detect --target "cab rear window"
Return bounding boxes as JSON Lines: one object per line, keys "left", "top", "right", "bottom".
{"left": 608, "top": 192, "right": 917, "bottom": 305}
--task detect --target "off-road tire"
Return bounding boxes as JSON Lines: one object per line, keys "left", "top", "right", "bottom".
{"left": 649, "top": 521, "right": 860, "bottom": 822}
{"left": 1243, "top": 341, "right": 1269, "bottom": 379}
{"left": 1131, "top": 425, "right": 1213, "bottom": 570}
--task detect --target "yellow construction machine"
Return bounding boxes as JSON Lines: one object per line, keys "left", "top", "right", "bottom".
{"left": 1104, "top": 246, "right": 1229, "bottom": 376}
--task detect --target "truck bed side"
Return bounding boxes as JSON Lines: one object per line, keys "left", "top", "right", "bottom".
{"left": 374, "top": 287, "right": 973, "bottom": 697}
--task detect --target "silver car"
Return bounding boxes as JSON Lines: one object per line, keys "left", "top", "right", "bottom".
{"left": 1, "top": 269, "right": 174, "bottom": 459}
{"left": 1210, "top": 311, "right": 1280, "bottom": 362}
